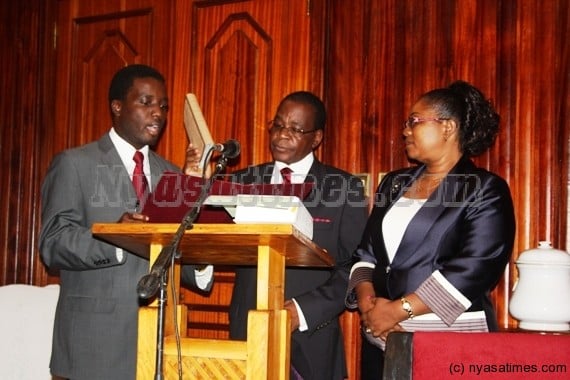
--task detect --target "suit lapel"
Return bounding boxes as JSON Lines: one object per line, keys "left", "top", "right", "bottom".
{"left": 147, "top": 151, "right": 166, "bottom": 192}
{"left": 303, "top": 160, "right": 326, "bottom": 205}
{"left": 391, "top": 157, "right": 476, "bottom": 266}
{"left": 96, "top": 133, "right": 138, "bottom": 207}
{"left": 262, "top": 164, "right": 274, "bottom": 184}
{"left": 239, "top": 161, "right": 322, "bottom": 201}
{"left": 372, "top": 168, "right": 419, "bottom": 264}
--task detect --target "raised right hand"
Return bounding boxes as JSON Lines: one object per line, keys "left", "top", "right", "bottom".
{"left": 183, "top": 143, "right": 212, "bottom": 178}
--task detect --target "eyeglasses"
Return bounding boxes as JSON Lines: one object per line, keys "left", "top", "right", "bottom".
{"left": 268, "top": 120, "right": 317, "bottom": 138}
{"left": 403, "top": 116, "right": 448, "bottom": 129}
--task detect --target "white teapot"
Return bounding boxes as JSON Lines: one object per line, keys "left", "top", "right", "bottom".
{"left": 509, "top": 241, "right": 570, "bottom": 332}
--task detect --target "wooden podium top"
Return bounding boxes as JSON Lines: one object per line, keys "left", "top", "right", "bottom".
{"left": 92, "top": 223, "right": 333, "bottom": 267}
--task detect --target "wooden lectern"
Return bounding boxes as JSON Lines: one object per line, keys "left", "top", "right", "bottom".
{"left": 92, "top": 223, "right": 332, "bottom": 380}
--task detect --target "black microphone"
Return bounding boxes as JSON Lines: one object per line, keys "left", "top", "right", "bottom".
{"left": 137, "top": 244, "right": 178, "bottom": 299}
{"left": 213, "top": 139, "right": 240, "bottom": 159}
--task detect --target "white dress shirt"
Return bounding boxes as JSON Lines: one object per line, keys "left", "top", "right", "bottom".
{"left": 272, "top": 152, "right": 315, "bottom": 331}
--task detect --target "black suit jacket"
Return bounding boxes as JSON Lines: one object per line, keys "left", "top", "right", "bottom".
{"left": 228, "top": 159, "right": 368, "bottom": 380}
{"left": 353, "top": 156, "right": 516, "bottom": 329}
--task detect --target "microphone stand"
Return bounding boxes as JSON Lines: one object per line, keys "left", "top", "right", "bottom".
{"left": 136, "top": 152, "right": 231, "bottom": 380}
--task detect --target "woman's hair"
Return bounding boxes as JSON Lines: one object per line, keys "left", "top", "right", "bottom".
{"left": 421, "top": 80, "right": 500, "bottom": 157}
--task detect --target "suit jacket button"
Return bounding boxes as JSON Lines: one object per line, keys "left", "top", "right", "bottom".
{"left": 385, "top": 266, "right": 391, "bottom": 273}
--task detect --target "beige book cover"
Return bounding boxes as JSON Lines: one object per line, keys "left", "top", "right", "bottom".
{"left": 184, "top": 93, "right": 214, "bottom": 169}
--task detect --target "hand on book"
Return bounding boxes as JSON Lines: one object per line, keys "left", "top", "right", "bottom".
{"left": 183, "top": 143, "right": 212, "bottom": 178}
{"left": 117, "top": 211, "right": 149, "bottom": 223}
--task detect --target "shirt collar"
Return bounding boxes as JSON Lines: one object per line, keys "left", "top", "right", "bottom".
{"left": 109, "top": 128, "right": 150, "bottom": 181}
{"left": 109, "top": 127, "right": 149, "bottom": 158}
{"left": 273, "top": 152, "right": 314, "bottom": 183}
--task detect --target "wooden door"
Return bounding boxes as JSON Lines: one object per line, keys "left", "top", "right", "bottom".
{"left": 52, "top": 0, "right": 175, "bottom": 155}
{"left": 167, "top": 0, "right": 326, "bottom": 169}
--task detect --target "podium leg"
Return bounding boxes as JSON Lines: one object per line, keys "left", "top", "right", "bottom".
{"left": 251, "top": 245, "right": 289, "bottom": 379}
{"left": 256, "top": 245, "right": 285, "bottom": 310}
{"left": 247, "top": 309, "right": 290, "bottom": 380}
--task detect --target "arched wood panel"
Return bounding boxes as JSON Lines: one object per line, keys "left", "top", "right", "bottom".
{"left": 53, "top": 0, "right": 175, "bottom": 155}
{"left": 1, "top": 2, "right": 569, "bottom": 380}
{"left": 167, "top": 0, "right": 325, "bottom": 171}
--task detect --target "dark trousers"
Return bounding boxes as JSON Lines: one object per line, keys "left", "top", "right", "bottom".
{"left": 360, "top": 337, "right": 385, "bottom": 380}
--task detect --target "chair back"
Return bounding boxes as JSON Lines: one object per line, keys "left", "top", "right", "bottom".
{"left": 0, "top": 284, "right": 59, "bottom": 380}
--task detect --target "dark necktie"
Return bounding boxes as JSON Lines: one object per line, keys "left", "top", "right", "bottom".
{"left": 280, "top": 167, "right": 293, "bottom": 184}
{"left": 132, "top": 151, "right": 149, "bottom": 201}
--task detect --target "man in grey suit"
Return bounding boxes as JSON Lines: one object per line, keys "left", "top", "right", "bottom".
{"left": 39, "top": 64, "right": 213, "bottom": 380}
{"left": 227, "top": 92, "right": 369, "bottom": 379}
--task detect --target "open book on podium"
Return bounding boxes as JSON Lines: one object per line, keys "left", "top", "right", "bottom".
{"left": 141, "top": 172, "right": 315, "bottom": 239}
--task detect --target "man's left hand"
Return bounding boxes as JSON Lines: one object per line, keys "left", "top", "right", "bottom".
{"left": 284, "top": 300, "right": 300, "bottom": 331}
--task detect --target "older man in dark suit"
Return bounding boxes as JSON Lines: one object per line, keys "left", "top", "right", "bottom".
{"left": 227, "top": 91, "right": 368, "bottom": 380}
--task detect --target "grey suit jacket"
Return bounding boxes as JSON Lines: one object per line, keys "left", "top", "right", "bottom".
{"left": 39, "top": 133, "right": 208, "bottom": 380}
{"left": 228, "top": 160, "right": 369, "bottom": 380}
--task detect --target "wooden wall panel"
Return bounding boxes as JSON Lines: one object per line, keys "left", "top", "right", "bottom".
{"left": 53, "top": 0, "right": 175, "bottom": 154}
{"left": 0, "top": 1, "right": 56, "bottom": 285}
{"left": 167, "top": 0, "right": 325, "bottom": 171}
{"left": 325, "top": 3, "right": 368, "bottom": 378}
{"left": 1, "top": 1, "right": 569, "bottom": 379}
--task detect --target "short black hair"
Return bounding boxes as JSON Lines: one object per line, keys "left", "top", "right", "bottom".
{"left": 279, "top": 91, "right": 326, "bottom": 131}
{"left": 108, "top": 64, "right": 165, "bottom": 104}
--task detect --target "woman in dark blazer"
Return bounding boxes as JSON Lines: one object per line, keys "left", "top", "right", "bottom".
{"left": 345, "top": 81, "right": 516, "bottom": 379}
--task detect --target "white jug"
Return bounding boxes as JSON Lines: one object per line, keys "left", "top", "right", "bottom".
{"left": 509, "top": 241, "right": 570, "bottom": 331}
